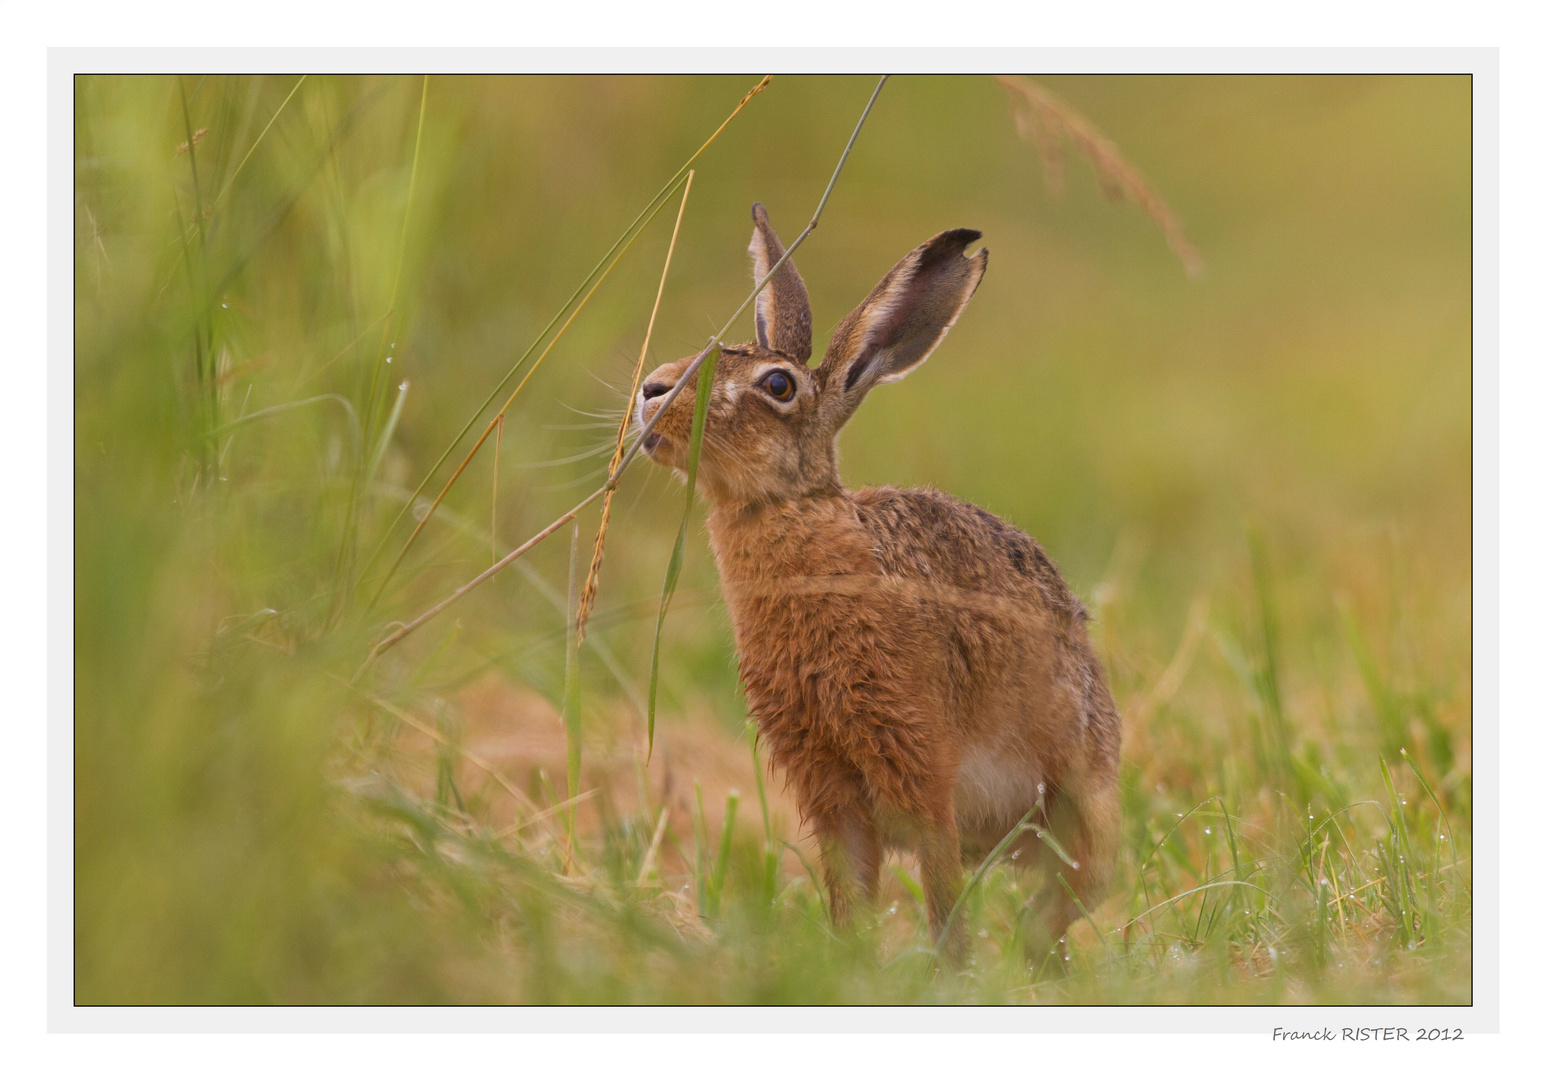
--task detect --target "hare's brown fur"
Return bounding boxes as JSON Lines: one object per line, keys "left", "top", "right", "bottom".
{"left": 637, "top": 205, "right": 1121, "bottom": 962}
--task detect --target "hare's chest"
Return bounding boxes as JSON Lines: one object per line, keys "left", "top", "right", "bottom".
{"left": 726, "top": 578, "right": 943, "bottom": 737}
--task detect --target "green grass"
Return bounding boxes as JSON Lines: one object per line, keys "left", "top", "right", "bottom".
{"left": 74, "top": 73, "right": 1470, "bottom": 1004}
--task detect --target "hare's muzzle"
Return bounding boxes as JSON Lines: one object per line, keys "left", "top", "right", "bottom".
{"left": 636, "top": 379, "right": 675, "bottom": 460}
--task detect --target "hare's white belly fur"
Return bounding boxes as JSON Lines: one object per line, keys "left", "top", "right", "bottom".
{"left": 955, "top": 745, "right": 1044, "bottom": 836}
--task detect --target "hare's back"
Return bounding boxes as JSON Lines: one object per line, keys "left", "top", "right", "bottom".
{"left": 850, "top": 486, "right": 1087, "bottom": 626}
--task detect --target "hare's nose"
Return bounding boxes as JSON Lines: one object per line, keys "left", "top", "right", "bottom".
{"left": 641, "top": 381, "right": 672, "bottom": 401}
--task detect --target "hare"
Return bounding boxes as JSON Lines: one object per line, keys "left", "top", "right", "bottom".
{"left": 635, "top": 203, "right": 1122, "bottom": 963}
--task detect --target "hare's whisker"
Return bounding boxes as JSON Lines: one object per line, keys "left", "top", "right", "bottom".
{"left": 513, "top": 442, "right": 616, "bottom": 469}
{"left": 535, "top": 463, "right": 612, "bottom": 493}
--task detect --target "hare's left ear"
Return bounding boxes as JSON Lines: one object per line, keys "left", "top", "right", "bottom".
{"left": 748, "top": 203, "right": 812, "bottom": 363}
{"left": 817, "top": 228, "right": 987, "bottom": 423}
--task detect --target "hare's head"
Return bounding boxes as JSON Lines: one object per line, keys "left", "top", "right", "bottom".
{"left": 636, "top": 203, "right": 987, "bottom": 503}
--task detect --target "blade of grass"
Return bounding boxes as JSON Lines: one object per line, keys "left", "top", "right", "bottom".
{"left": 340, "top": 77, "right": 429, "bottom": 613}
{"left": 177, "top": 76, "right": 208, "bottom": 253}
{"left": 1379, "top": 755, "right": 1421, "bottom": 945}
{"left": 214, "top": 74, "right": 307, "bottom": 207}
{"left": 782, "top": 839, "right": 830, "bottom": 922}
{"left": 1340, "top": 597, "right": 1410, "bottom": 763}
{"left": 1248, "top": 530, "right": 1292, "bottom": 796}
{"left": 363, "top": 75, "right": 430, "bottom": 449}
{"left": 207, "top": 393, "right": 361, "bottom": 461}
{"left": 644, "top": 340, "right": 718, "bottom": 754}
{"left": 159, "top": 81, "right": 224, "bottom": 295}
{"left": 366, "top": 379, "right": 409, "bottom": 488}
{"left": 175, "top": 78, "right": 217, "bottom": 465}
{"left": 357, "top": 76, "right": 888, "bottom": 675}
{"left": 934, "top": 804, "right": 1043, "bottom": 956}
{"left": 1400, "top": 747, "right": 1461, "bottom": 895}
{"left": 577, "top": 168, "right": 695, "bottom": 645}
{"left": 1055, "top": 871, "right": 1117, "bottom": 963}
{"left": 706, "top": 788, "right": 740, "bottom": 920}
{"left": 326, "top": 79, "right": 431, "bottom": 628}
{"left": 1119, "top": 879, "right": 1275, "bottom": 935}
{"left": 749, "top": 731, "right": 779, "bottom": 905}
{"left": 362, "top": 78, "right": 772, "bottom": 596}
{"left": 693, "top": 782, "right": 707, "bottom": 917}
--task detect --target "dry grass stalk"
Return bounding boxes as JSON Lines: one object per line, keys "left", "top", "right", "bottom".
{"left": 491, "top": 414, "right": 503, "bottom": 566}
{"left": 493, "top": 787, "right": 598, "bottom": 839}
{"left": 635, "top": 806, "right": 672, "bottom": 887}
{"left": 994, "top": 74, "right": 1203, "bottom": 278}
{"left": 576, "top": 170, "right": 696, "bottom": 645}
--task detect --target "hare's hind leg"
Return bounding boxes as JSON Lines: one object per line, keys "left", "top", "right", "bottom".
{"left": 1021, "top": 781, "right": 1120, "bottom": 969}
{"left": 816, "top": 809, "right": 881, "bottom": 929}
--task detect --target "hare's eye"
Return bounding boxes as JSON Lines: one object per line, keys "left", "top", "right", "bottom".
{"left": 761, "top": 370, "right": 795, "bottom": 402}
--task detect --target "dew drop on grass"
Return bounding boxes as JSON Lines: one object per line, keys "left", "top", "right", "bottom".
{"left": 978, "top": 929, "right": 989, "bottom": 938}
{"left": 385, "top": 356, "right": 393, "bottom": 364}
{"left": 1204, "top": 828, "right": 1211, "bottom": 835}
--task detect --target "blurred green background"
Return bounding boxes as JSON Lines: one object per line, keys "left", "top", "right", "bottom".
{"left": 74, "top": 74, "right": 1470, "bottom": 1004}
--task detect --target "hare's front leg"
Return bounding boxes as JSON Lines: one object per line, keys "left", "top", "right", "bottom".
{"left": 815, "top": 808, "right": 881, "bottom": 929}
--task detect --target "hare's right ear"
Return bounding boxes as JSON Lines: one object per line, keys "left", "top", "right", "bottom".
{"left": 748, "top": 203, "right": 812, "bottom": 363}
{"left": 817, "top": 228, "right": 987, "bottom": 425}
